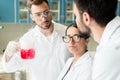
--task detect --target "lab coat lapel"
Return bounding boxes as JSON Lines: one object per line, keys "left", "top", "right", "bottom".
{"left": 99, "top": 16, "right": 120, "bottom": 48}
{"left": 74, "top": 52, "right": 89, "bottom": 67}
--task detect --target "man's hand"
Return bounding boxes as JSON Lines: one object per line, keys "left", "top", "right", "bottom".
{"left": 4, "top": 41, "right": 20, "bottom": 57}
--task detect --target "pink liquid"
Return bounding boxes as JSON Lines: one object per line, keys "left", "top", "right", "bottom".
{"left": 20, "top": 49, "right": 35, "bottom": 59}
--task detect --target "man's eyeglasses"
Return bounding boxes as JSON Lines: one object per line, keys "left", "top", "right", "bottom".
{"left": 32, "top": 10, "right": 50, "bottom": 19}
{"left": 62, "top": 34, "right": 81, "bottom": 43}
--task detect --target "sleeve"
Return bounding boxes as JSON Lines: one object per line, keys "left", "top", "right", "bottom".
{"left": 2, "top": 31, "right": 34, "bottom": 72}
{"left": 2, "top": 52, "right": 24, "bottom": 72}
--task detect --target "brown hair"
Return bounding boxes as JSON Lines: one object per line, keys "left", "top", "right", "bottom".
{"left": 27, "top": 0, "right": 49, "bottom": 9}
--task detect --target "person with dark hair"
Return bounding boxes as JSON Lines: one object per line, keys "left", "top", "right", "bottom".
{"left": 73, "top": 0, "right": 120, "bottom": 80}
{"left": 57, "top": 23, "right": 92, "bottom": 80}
{"left": 2, "top": 0, "right": 72, "bottom": 80}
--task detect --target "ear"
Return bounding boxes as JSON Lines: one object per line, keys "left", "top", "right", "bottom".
{"left": 82, "top": 12, "right": 91, "bottom": 26}
{"left": 30, "top": 14, "right": 35, "bottom": 21}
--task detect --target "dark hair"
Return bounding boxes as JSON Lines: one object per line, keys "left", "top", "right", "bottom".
{"left": 27, "top": 0, "right": 49, "bottom": 9}
{"left": 74, "top": 0, "right": 118, "bottom": 27}
{"left": 65, "top": 23, "right": 89, "bottom": 39}
{"left": 65, "top": 23, "right": 78, "bottom": 35}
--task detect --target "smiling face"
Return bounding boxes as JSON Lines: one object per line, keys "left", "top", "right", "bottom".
{"left": 30, "top": 2, "right": 52, "bottom": 30}
{"left": 66, "top": 26, "right": 88, "bottom": 55}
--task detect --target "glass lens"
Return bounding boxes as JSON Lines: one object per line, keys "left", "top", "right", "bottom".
{"left": 63, "top": 36, "right": 70, "bottom": 43}
{"left": 62, "top": 35, "right": 80, "bottom": 43}
{"left": 33, "top": 10, "right": 50, "bottom": 19}
{"left": 73, "top": 35, "right": 80, "bottom": 42}
{"left": 35, "top": 13, "right": 41, "bottom": 18}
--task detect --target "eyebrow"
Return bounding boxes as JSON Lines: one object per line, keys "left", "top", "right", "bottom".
{"left": 66, "top": 34, "right": 80, "bottom": 36}
{"left": 33, "top": 9, "right": 50, "bottom": 14}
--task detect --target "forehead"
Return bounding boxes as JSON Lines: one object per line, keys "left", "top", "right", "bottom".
{"left": 67, "top": 26, "right": 79, "bottom": 35}
{"left": 73, "top": 3, "right": 79, "bottom": 15}
{"left": 31, "top": 2, "right": 49, "bottom": 13}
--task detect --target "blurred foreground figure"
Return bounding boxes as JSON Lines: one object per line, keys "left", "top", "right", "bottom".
{"left": 73, "top": 0, "right": 120, "bottom": 80}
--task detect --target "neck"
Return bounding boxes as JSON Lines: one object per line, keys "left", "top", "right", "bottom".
{"left": 70, "top": 56, "right": 79, "bottom": 68}
{"left": 39, "top": 23, "right": 54, "bottom": 36}
{"left": 93, "top": 26, "right": 105, "bottom": 43}
{"left": 90, "top": 21, "right": 105, "bottom": 43}
{"left": 71, "top": 49, "right": 87, "bottom": 68}
{"left": 74, "top": 50, "right": 85, "bottom": 60}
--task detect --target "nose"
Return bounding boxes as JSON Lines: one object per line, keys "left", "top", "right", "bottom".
{"left": 69, "top": 38, "right": 75, "bottom": 44}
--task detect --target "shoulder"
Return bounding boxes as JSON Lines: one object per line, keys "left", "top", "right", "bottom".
{"left": 83, "top": 52, "right": 93, "bottom": 63}
{"left": 53, "top": 20, "right": 67, "bottom": 28}
{"left": 77, "top": 52, "right": 93, "bottom": 69}
{"left": 21, "top": 25, "right": 38, "bottom": 38}
{"left": 94, "top": 40, "right": 120, "bottom": 69}
{"left": 65, "top": 57, "right": 74, "bottom": 64}
{"left": 19, "top": 26, "right": 37, "bottom": 42}
{"left": 52, "top": 21, "right": 67, "bottom": 36}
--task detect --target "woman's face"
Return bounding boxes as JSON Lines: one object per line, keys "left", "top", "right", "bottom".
{"left": 66, "top": 26, "right": 88, "bottom": 55}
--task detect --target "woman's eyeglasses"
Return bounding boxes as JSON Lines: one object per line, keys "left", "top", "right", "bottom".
{"left": 62, "top": 34, "right": 81, "bottom": 43}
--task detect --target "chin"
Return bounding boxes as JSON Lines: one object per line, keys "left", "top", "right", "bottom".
{"left": 69, "top": 49, "right": 76, "bottom": 53}
{"left": 42, "top": 27, "right": 50, "bottom": 29}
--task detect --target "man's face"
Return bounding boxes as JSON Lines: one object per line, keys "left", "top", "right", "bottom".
{"left": 73, "top": 3, "right": 90, "bottom": 35}
{"left": 30, "top": 2, "right": 52, "bottom": 29}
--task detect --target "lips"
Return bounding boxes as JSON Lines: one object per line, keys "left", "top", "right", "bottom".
{"left": 43, "top": 20, "right": 49, "bottom": 25}
{"left": 69, "top": 46, "right": 75, "bottom": 49}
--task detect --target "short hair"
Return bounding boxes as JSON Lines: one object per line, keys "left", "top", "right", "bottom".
{"left": 74, "top": 0, "right": 118, "bottom": 27}
{"left": 27, "top": 0, "right": 49, "bottom": 9}
{"left": 65, "top": 23, "right": 89, "bottom": 39}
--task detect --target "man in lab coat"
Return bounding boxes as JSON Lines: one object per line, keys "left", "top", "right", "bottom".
{"left": 2, "top": 0, "right": 72, "bottom": 80}
{"left": 73, "top": 0, "right": 120, "bottom": 80}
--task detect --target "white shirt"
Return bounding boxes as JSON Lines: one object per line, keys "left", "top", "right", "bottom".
{"left": 57, "top": 52, "right": 92, "bottom": 80}
{"left": 92, "top": 16, "right": 120, "bottom": 80}
{"left": 2, "top": 21, "right": 72, "bottom": 80}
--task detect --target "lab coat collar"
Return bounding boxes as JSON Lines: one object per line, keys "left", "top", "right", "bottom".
{"left": 97, "top": 16, "right": 120, "bottom": 50}
{"left": 73, "top": 52, "right": 91, "bottom": 67}
{"left": 33, "top": 25, "right": 59, "bottom": 44}
{"left": 34, "top": 25, "right": 54, "bottom": 37}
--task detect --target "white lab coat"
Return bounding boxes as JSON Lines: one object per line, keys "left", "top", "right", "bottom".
{"left": 2, "top": 21, "right": 72, "bottom": 80}
{"left": 92, "top": 16, "right": 120, "bottom": 80}
{"left": 57, "top": 52, "right": 92, "bottom": 80}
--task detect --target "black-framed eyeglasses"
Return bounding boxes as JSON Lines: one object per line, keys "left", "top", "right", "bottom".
{"left": 32, "top": 10, "right": 50, "bottom": 19}
{"left": 62, "top": 34, "right": 81, "bottom": 43}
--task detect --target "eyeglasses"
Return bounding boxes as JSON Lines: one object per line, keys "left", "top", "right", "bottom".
{"left": 32, "top": 10, "right": 50, "bottom": 19}
{"left": 62, "top": 34, "right": 81, "bottom": 43}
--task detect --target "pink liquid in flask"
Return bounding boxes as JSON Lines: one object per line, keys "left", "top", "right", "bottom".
{"left": 20, "top": 48, "right": 35, "bottom": 59}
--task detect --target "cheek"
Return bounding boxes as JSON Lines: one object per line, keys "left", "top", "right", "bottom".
{"left": 77, "top": 40, "right": 86, "bottom": 47}
{"left": 76, "top": 18, "right": 79, "bottom": 25}
{"left": 76, "top": 18, "right": 82, "bottom": 29}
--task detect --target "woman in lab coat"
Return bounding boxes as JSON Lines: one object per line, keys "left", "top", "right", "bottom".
{"left": 57, "top": 23, "right": 92, "bottom": 80}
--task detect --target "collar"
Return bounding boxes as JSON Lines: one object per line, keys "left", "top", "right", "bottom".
{"left": 73, "top": 52, "right": 91, "bottom": 67}
{"left": 99, "top": 16, "right": 120, "bottom": 47}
